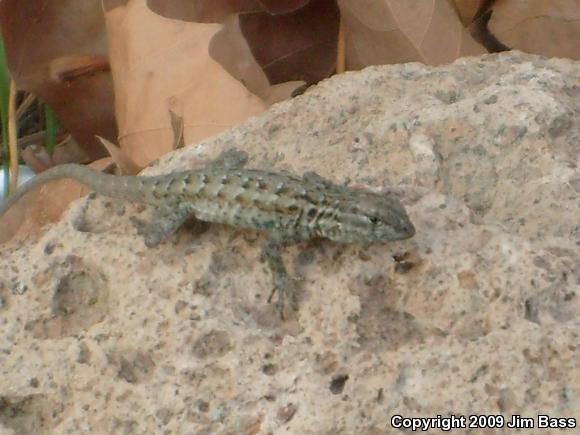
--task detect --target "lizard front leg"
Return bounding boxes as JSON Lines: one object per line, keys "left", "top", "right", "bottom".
{"left": 302, "top": 170, "right": 350, "bottom": 194}
{"left": 207, "top": 148, "right": 248, "bottom": 171}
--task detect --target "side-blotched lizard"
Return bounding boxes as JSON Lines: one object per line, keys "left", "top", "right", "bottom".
{"left": 0, "top": 149, "right": 415, "bottom": 316}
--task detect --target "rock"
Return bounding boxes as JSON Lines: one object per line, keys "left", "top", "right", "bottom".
{"left": 0, "top": 51, "right": 578, "bottom": 433}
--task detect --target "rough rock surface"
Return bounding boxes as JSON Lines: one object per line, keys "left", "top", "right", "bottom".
{"left": 0, "top": 51, "right": 578, "bottom": 434}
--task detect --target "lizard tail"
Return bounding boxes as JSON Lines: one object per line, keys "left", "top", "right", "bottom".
{"left": 0, "top": 163, "right": 146, "bottom": 218}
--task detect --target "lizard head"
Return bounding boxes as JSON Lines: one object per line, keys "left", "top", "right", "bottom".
{"left": 320, "top": 191, "right": 415, "bottom": 244}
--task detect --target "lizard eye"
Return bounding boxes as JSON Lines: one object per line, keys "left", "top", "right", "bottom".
{"left": 369, "top": 216, "right": 381, "bottom": 225}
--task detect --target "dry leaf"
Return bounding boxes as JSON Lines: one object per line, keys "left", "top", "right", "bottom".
{"left": 49, "top": 54, "right": 110, "bottom": 82}
{"left": 152, "top": 1, "right": 337, "bottom": 104}
{"left": 0, "top": 0, "right": 118, "bottom": 159}
{"left": 103, "top": 0, "right": 267, "bottom": 167}
{"left": 210, "top": 14, "right": 281, "bottom": 101}
{"left": 147, "top": 0, "right": 317, "bottom": 23}
{"left": 209, "top": 15, "right": 304, "bottom": 102}
{"left": 486, "top": 0, "right": 580, "bottom": 59}
{"left": 239, "top": 0, "right": 340, "bottom": 85}
{"left": 262, "top": 81, "right": 308, "bottom": 105}
{"left": 20, "top": 136, "right": 90, "bottom": 174}
{"left": 169, "top": 110, "right": 186, "bottom": 150}
{"left": 469, "top": 2, "right": 510, "bottom": 53}
{"left": 258, "top": 0, "right": 312, "bottom": 15}
{"left": 338, "top": 0, "right": 486, "bottom": 69}
{"left": 96, "top": 136, "right": 141, "bottom": 176}
{"left": 147, "top": 0, "right": 261, "bottom": 23}
{"left": 450, "top": 0, "right": 485, "bottom": 26}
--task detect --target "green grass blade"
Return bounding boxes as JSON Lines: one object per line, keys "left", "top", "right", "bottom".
{"left": 45, "top": 104, "right": 58, "bottom": 156}
{"left": 0, "top": 32, "right": 10, "bottom": 196}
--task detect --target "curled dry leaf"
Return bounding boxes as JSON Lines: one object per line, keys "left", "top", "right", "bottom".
{"left": 147, "top": 0, "right": 259, "bottom": 23}
{"left": 20, "top": 136, "right": 90, "bottom": 173}
{"left": 103, "top": 0, "right": 268, "bottom": 167}
{"left": 258, "top": 0, "right": 311, "bottom": 15}
{"left": 96, "top": 136, "right": 141, "bottom": 176}
{"left": 484, "top": 0, "right": 580, "bottom": 59}
{"left": 338, "top": 0, "right": 486, "bottom": 68}
{"left": 147, "top": 0, "right": 313, "bottom": 23}
{"left": 210, "top": 15, "right": 308, "bottom": 103}
{"left": 468, "top": 4, "right": 510, "bottom": 54}
{"left": 209, "top": 14, "right": 280, "bottom": 102}
{"left": 236, "top": 0, "right": 339, "bottom": 86}
{"left": 0, "top": 0, "right": 118, "bottom": 159}
{"left": 450, "top": 0, "right": 485, "bottom": 26}
{"left": 49, "top": 55, "right": 110, "bottom": 82}
{"left": 150, "top": 0, "right": 338, "bottom": 100}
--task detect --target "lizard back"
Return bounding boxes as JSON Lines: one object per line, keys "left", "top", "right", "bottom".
{"left": 1, "top": 163, "right": 415, "bottom": 244}
{"left": 142, "top": 168, "right": 333, "bottom": 239}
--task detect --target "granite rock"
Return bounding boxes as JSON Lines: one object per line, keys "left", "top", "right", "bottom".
{"left": 0, "top": 51, "right": 578, "bottom": 434}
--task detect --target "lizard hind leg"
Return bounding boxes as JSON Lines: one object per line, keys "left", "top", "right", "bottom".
{"left": 261, "top": 234, "right": 305, "bottom": 318}
{"left": 207, "top": 148, "right": 249, "bottom": 171}
{"left": 137, "top": 203, "right": 197, "bottom": 247}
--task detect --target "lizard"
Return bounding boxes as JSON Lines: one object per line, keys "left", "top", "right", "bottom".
{"left": 0, "top": 148, "right": 416, "bottom": 316}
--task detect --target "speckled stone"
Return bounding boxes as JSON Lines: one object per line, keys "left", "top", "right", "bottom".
{"left": 0, "top": 51, "right": 578, "bottom": 434}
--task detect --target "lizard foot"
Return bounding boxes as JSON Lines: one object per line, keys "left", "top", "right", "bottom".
{"left": 261, "top": 235, "right": 307, "bottom": 319}
{"left": 267, "top": 274, "right": 299, "bottom": 320}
